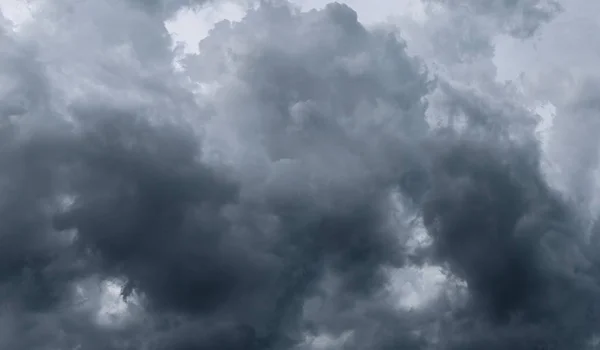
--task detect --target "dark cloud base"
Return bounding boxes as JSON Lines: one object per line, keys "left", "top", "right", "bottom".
{"left": 0, "top": 1, "right": 598, "bottom": 349}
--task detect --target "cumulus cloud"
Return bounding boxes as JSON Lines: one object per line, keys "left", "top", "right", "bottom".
{"left": 0, "top": 0, "right": 599, "bottom": 349}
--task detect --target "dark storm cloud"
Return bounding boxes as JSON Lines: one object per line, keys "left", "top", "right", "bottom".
{"left": 154, "top": 4, "right": 428, "bottom": 348}
{"left": 412, "top": 131, "right": 600, "bottom": 349}
{"left": 2, "top": 0, "right": 600, "bottom": 349}
{"left": 0, "top": 2, "right": 430, "bottom": 349}
{"left": 0, "top": 107, "right": 239, "bottom": 348}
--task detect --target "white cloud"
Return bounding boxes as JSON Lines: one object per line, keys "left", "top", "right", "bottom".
{"left": 0, "top": 0, "right": 35, "bottom": 30}
{"left": 165, "top": 1, "right": 246, "bottom": 55}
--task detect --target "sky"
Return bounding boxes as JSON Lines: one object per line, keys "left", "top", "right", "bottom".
{"left": 0, "top": 0, "right": 600, "bottom": 349}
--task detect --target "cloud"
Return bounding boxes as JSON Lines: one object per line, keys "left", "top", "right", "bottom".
{"left": 422, "top": 0, "right": 562, "bottom": 38}
{"left": 1, "top": 0, "right": 600, "bottom": 349}
{"left": 0, "top": 1, "right": 429, "bottom": 349}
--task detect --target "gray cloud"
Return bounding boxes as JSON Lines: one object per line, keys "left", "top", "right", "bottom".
{"left": 1, "top": 0, "right": 599, "bottom": 349}
{"left": 423, "top": 0, "right": 562, "bottom": 38}
{"left": 0, "top": 2, "right": 429, "bottom": 349}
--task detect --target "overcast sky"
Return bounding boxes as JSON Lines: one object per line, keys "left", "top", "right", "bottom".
{"left": 1, "top": 0, "right": 600, "bottom": 349}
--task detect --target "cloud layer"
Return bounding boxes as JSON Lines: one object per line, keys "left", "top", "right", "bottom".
{"left": 0, "top": 0, "right": 599, "bottom": 349}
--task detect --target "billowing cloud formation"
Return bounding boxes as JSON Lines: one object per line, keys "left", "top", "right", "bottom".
{"left": 0, "top": 0, "right": 600, "bottom": 349}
